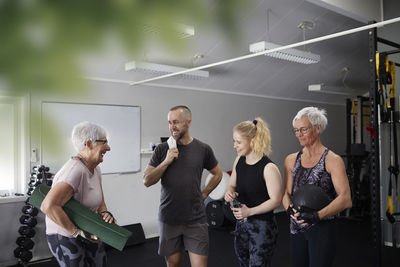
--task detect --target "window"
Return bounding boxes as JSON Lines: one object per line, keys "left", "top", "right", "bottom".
{"left": 0, "top": 96, "right": 26, "bottom": 197}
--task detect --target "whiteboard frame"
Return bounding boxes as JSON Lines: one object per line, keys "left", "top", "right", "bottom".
{"left": 40, "top": 101, "right": 141, "bottom": 174}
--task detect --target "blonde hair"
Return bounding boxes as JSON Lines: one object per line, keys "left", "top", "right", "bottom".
{"left": 233, "top": 117, "right": 271, "bottom": 156}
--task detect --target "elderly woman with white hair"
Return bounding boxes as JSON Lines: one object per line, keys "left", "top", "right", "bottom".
{"left": 282, "top": 107, "right": 352, "bottom": 267}
{"left": 40, "top": 121, "right": 115, "bottom": 267}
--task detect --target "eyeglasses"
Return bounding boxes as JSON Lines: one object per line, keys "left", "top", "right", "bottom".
{"left": 95, "top": 139, "right": 108, "bottom": 145}
{"left": 293, "top": 127, "right": 312, "bottom": 135}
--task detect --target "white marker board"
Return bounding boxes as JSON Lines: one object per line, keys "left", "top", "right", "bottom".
{"left": 41, "top": 102, "right": 140, "bottom": 174}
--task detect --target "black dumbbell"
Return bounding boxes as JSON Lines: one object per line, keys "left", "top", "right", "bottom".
{"left": 21, "top": 205, "right": 39, "bottom": 216}
{"left": 24, "top": 197, "right": 30, "bottom": 204}
{"left": 26, "top": 187, "right": 35, "bottom": 196}
{"left": 19, "top": 215, "right": 37, "bottom": 227}
{"left": 45, "top": 180, "right": 53, "bottom": 186}
{"left": 28, "top": 179, "right": 36, "bottom": 187}
{"left": 18, "top": 226, "right": 36, "bottom": 238}
{"left": 14, "top": 247, "right": 33, "bottom": 262}
{"left": 32, "top": 165, "right": 44, "bottom": 172}
{"left": 36, "top": 165, "right": 49, "bottom": 172}
{"left": 16, "top": 237, "right": 35, "bottom": 250}
{"left": 31, "top": 173, "right": 42, "bottom": 179}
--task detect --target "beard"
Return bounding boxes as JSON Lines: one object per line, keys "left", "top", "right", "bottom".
{"left": 175, "top": 131, "right": 185, "bottom": 141}
{"left": 172, "top": 127, "right": 187, "bottom": 141}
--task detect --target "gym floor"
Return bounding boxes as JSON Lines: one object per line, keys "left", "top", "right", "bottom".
{"left": 13, "top": 212, "right": 398, "bottom": 267}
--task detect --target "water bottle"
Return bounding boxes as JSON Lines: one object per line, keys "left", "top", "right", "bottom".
{"left": 230, "top": 198, "right": 247, "bottom": 223}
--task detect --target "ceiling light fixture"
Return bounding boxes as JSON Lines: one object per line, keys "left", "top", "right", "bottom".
{"left": 129, "top": 18, "right": 400, "bottom": 86}
{"left": 249, "top": 15, "right": 320, "bottom": 64}
{"left": 249, "top": 41, "right": 320, "bottom": 64}
{"left": 141, "top": 23, "right": 195, "bottom": 39}
{"left": 308, "top": 83, "right": 352, "bottom": 95}
{"left": 125, "top": 61, "right": 209, "bottom": 78}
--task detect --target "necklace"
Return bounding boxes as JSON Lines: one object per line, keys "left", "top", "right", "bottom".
{"left": 71, "top": 155, "right": 86, "bottom": 166}
{"left": 71, "top": 154, "right": 94, "bottom": 174}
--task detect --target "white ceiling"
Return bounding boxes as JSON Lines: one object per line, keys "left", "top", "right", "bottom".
{"left": 84, "top": 0, "right": 382, "bottom": 105}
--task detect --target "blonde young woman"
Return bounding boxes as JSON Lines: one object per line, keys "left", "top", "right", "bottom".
{"left": 224, "top": 118, "right": 282, "bottom": 267}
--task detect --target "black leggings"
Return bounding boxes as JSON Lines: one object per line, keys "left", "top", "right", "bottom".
{"left": 47, "top": 234, "right": 107, "bottom": 267}
{"left": 234, "top": 217, "right": 278, "bottom": 267}
{"left": 290, "top": 219, "right": 337, "bottom": 267}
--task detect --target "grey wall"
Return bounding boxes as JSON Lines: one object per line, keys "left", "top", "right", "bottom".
{"left": 34, "top": 80, "right": 347, "bottom": 236}
{"left": 1, "top": 81, "right": 346, "bottom": 265}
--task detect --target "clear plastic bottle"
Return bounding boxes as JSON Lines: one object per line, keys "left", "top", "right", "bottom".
{"left": 230, "top": 198, "right": 247, "bottom": 223}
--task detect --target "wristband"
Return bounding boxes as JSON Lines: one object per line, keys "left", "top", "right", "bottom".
{"left": 286, "top": 206, "right": 295, "bottom": 217}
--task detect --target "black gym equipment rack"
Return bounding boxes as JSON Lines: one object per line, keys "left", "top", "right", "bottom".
{"left": 345, "top": 97, "right": 371, "bottom": 220}
{"left": 368, "top": 22, "right": 400, "bottom": 267}
{"left": 14, "top": 165, "right": 53, "bottom": 266}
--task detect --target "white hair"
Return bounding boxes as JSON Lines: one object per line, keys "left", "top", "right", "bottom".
{"left": 292, "top": 107, "right": 328, "bottom": 133}
{"left": 71, "top": 121, "right": 108, "bottom": 152}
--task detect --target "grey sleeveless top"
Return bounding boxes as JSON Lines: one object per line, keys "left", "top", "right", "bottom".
{"left": 290, "top": 148, "right": 336, "bottom": 234}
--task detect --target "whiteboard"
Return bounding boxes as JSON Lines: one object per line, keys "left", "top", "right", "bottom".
{"left": 41, "top": 102, "right": 140, "bottom": 174}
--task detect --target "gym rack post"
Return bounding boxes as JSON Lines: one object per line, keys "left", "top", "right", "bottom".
{"left": 368, "top": 22, "right": 400, "bottom": 267}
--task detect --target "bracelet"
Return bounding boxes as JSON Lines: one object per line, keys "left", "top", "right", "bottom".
{"left": 71, "top": 227, "right": 79, "bottom": 238}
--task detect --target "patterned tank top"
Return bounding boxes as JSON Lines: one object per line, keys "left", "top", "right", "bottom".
{"left": 290, "top": 148, "right": 336, "bottom": 234}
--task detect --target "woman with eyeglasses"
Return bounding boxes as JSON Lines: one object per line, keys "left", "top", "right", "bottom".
{"left": 40, "top": 121, "right": 115, "bottom": 267}
{"left": 282, "top": 107, "right": 352, "bottom": 267}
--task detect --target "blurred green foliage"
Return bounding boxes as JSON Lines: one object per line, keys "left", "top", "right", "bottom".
{"left": 0, "top": 0, "right": 243, "bottom": 95}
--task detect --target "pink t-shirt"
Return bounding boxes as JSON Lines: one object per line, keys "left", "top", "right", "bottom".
{"left": 45, "top": 159, "right": 103, "bottom": 237}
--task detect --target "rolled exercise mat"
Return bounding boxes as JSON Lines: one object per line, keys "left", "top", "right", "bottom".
{"left": 29, "top": 184, "right": 132, "bottom": 251}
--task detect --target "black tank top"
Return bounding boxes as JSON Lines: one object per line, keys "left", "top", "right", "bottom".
{"left": 290, "top": 148, "right": 336, "bottom": 234}
{"left": 236, "top": 155, "right": 274, "bottom": 220}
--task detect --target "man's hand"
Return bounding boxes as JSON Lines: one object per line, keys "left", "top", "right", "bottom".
{"left": 164, "top": 148, "right": 179, "bottom": 165}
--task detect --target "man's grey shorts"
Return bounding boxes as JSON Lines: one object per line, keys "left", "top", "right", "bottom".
{"left": 158, "top": 222, "right": 209, "bottom": 256}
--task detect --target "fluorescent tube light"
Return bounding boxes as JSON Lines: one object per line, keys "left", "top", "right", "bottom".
{"left": 130, "top": 18, "right": 400, "bottom": 86}
{"left": 125, "top": 61, "right": 209, "bottom": 78}
{"left": 249, "top": 41, "right": 320, "bottom": 64}
{"left": 308, "top": 84, "right": 323, "bottom": 91}
{"left": 308, "top": 83, "right": 352, "bottom": 95}
{"left": 141, "top": 23, "right": 195, "bottom": 39}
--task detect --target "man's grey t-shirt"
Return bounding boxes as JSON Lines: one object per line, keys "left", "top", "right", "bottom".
{"left": 149, "top": 138, "right": 218, "bottom": 225}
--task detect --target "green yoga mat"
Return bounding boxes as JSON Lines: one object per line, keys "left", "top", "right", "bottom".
{"left": 29, "top": 184, "right": 132, "bottom": 251}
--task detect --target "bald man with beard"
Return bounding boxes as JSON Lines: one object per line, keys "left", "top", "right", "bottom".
{"left": 143, "top": 105, "right": 222, "bottom": 267}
